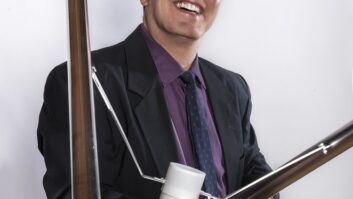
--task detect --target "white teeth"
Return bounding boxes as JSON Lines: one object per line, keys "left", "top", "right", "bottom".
{"left": 176, "top": 1, "right": 201, "bottom": 14}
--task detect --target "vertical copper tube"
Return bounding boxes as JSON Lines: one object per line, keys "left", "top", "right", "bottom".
{"left": 67, "top": 0, "right": 100, "bottom": 198}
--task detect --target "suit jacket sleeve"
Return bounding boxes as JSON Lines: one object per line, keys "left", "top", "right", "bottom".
{"left": 37, "top": 64, "right": 136, "bottom": 199}
{"left": 238, "top": 75, "right": 280, "bottom": 199}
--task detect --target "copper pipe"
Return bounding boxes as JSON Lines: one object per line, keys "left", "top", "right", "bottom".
{"left": 226, "top": 120, "right": 353, "bottom": 199}
{"left": 67, "top": 0, "right": 100, "bottom": 198}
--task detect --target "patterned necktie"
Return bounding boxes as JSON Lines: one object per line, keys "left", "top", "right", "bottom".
{"left": 180, "top": 71, "right": 219, "bottom": 197}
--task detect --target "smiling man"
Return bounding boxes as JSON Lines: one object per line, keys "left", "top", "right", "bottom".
{"left": 38, "top": 0, "right": 278, "bottom": 198}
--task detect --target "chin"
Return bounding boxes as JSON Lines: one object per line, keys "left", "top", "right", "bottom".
{"left": 178, "top": 29, "right": 205, "bottom": 41}
{"left": 162, "top": 23, "right": 206, "bottom": 41}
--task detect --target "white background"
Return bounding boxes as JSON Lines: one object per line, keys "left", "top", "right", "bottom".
{"left": 1, "top": 0, "right": 353, "bottom": 198}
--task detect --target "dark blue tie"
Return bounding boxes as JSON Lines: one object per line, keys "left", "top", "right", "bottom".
{"left": 180, "top": 71, "right": 219, "bottom": 197}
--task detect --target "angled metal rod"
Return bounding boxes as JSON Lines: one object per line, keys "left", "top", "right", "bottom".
{"left": 67, "top": 0, "right": 101, "bottom": 198}
{"left": 73, "top": 59, "right": 219, "bottom": 199}
{"left": 92, "top": 67, "right": 220, "bottom": 199}
{"left": 91, "top": 67, "right": 165, "bottom": 184}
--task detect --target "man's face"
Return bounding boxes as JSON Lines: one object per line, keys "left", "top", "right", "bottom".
{"left": 142, "top": 0, "right": 221, "bottom": 41}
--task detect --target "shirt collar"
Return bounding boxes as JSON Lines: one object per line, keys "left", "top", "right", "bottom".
{"left": 140, "top": 24, "right": 206, "bottom": 89}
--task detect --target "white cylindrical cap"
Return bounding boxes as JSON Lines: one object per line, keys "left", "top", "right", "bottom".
{"left": 160, "top": 162, "right": 205, "bottom": 199}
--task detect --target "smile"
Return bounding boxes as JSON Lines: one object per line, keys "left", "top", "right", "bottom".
{"left": 175, "top": 1, "right": 202, "bottom": 15}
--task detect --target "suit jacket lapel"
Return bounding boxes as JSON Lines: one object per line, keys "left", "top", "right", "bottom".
{"left": 124, "top": 27, "right": 179, "bottom": 177}
{"left": 200, "top": 61, "right": 243, "bottom": 193}
{"left": 123, "top": 27, "right": 243, "bottom": 193}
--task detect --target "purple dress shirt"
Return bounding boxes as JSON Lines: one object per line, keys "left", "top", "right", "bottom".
{"left": 141, "top": 25, "right": 226, "bottom": 197}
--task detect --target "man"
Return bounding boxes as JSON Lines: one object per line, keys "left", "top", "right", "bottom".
{"left": 38, "top": 0, "right": 278, "bottom": 198}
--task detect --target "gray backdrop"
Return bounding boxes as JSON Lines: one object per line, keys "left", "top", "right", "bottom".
{"left": 1, "top": 0, "right": 352, "bottom": 198}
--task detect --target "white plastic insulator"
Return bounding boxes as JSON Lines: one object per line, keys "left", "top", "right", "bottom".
{"left": 160, "top": 162, "right": 205, "bottom": 199}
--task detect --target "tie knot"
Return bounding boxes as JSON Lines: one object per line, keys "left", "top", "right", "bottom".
{"left": 180, "top": 71, "right": 196, "bottom": 85}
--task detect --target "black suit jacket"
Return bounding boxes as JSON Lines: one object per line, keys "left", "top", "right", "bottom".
{"left": 38, "top": 26, "right": 275, "bottom": 199}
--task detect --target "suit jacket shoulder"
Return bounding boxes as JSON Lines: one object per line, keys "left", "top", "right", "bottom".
{"left": 199, "top": 57, "right": 251, "bottom": 117}
{"left": 199, "top": 58, "right": 250, "bottom": 96}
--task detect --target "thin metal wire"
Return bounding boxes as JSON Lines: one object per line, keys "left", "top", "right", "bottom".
{"left": 93, "top": 66, "right": 221, "bottom": 199}
{"left": 92, "top": 67, "right": 167, "bottom": 184}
